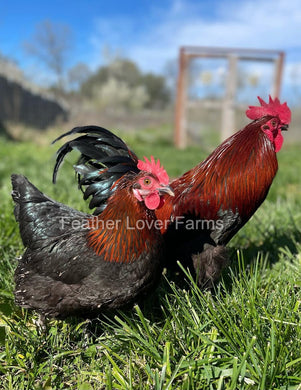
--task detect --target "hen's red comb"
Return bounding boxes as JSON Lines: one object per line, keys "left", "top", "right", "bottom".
{"left": 137, "top": 156, "right": 169, "bottom": 185}
{"left": 246, "top": 95, "right": 291, "bottom": 124}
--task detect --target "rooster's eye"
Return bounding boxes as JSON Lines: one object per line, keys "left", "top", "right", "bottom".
{"left": 271, "top": 120, "right": 277, "bottom": 127}
{"left": 143, "top": 178, "right": 152, "bottom": 186}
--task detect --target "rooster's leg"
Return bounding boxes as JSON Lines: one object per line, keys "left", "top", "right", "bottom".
{"left": 192, "top": 245, "right": 229, "bottom": 288}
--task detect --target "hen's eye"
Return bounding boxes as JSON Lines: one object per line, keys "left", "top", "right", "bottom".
{"left": 143, "top": 178, "right": 151, "bottom": 186}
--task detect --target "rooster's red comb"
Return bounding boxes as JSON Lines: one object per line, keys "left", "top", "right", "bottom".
{"left": 246, "top": 95, "right": 291, "bottom": 125}
{"left": 137, "top": 156, "right": 169, "bottom": 185}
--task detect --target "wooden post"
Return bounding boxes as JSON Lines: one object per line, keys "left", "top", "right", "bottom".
{"left": 221, "top": 55, "right": 238, "bottom": 141}
{"left": 271, "top": 52, "right": 284, "bottom": 97}
{"left": 175, "top": 48, "right": 188, "bottom": 149}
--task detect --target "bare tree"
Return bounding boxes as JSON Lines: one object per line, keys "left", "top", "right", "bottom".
{"left": 24, "top": 20, "right": 72, "bottom": 91}
{"left": 68, "top": 62, "right": 91, "bottom": 91}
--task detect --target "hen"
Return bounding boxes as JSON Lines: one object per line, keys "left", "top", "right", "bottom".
{"left": 156, "top": 96, "right": 291, "bottom": 285}
{"left": 12, "top": 128, "right": 173, "bottom": 318}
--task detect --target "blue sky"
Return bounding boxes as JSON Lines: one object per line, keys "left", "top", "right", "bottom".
{"left": 1, "top": 0, "right": 301, "bottom": 101}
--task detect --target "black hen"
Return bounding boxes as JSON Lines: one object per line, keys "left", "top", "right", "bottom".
{"left": 12, "top": 127, "right": 173, "bottom": 318}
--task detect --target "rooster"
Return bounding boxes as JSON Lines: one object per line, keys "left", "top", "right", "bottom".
{"left": 11, "top": 129, "right": 173, "bottom": 318}
{"left": 156, "top": 96, "right": 291, "bottom": 285}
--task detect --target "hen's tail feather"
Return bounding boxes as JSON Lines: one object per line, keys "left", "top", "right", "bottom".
{"left": 52, "top": 125, "right": 139, "bottom": 213}
{"left": 11, "top": 174, "right": 54, "bottom": 247}
{"left": 11, "top": 174, "right": 48, "bottom": 221}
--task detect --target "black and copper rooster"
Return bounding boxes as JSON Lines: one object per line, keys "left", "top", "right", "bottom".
{"left": 156, "top": 96, "right": 292, "bottom": 285}
{"left": 12, "top": 127, "right": 173, "bottom": 318}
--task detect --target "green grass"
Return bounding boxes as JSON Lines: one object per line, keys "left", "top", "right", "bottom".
{"left": 0, "top": 128, "right": 301, "bottom": 389}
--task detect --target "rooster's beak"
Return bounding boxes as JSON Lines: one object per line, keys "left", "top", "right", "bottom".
{"left": 159, "top": 185, "right": 175, "bottom": 197}
{"left": 281, "top": 124, "right": 289, "bottom": 131}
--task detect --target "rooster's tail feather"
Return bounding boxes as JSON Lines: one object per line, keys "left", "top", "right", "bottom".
{"left": 52, "top": 126, "right": 139, "bottom": 214}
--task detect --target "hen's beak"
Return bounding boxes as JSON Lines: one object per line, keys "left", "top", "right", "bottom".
{"left": 159, "top": 185, "right": 175, "bottom": 197}
{"left": 281, "top": 124, "right": 289, "bottom": 131}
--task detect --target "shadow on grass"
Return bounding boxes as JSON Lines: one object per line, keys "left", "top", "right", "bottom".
{"left": 214, "top": 226, "right": 301, "bottom": 296}
{"left": 230, "top": 226, "right": 301, "bottom": 269}
{"left": 162, "top": 222, "right": 301, "bottom": 301}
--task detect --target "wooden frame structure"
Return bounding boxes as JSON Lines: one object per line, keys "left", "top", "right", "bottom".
{"left": 174, "top": 46, "right": 285, "bottom": 148}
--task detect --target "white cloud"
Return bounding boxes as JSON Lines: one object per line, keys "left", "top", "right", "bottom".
{"left": 90, "top": 0, "right": 301, "bottom": 75}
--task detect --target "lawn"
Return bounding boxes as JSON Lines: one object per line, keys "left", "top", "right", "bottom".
{"left": 0, "top": 126, "right": 301, "bottom": 389}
